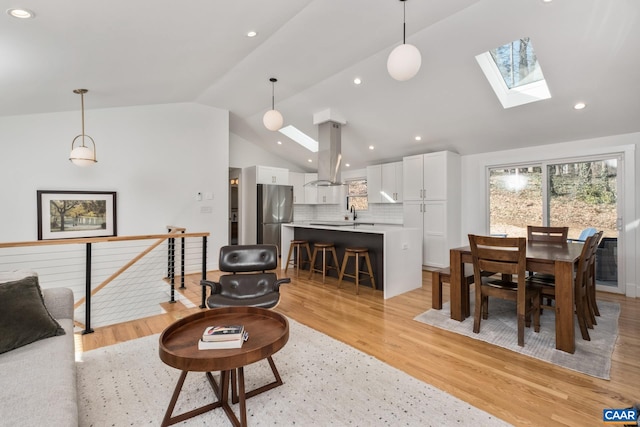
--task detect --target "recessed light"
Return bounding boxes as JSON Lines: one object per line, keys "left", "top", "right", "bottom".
{"left": 307, "top": 159, "right": 313, "bottom": 163}
{"left": 7, "top": 8, "right": 35, "bottom": 19}
{"left": 247, "top": 31, "right": 257, "bottom": 37}
{"left": 415, "top": 136, "right": 422, "bottom": 141}
{"left": 345, "top": 163, "right": 350, "bottom": 167}
{"left": 542, "top": 0, "right": 553, "bottom": 3}
{"left": 353, "top": 77, "right": 362, "bottom": 85}
{"left": 368, "top": 145, "right": 374, "bottom": 150}
{"left": 277, "top": 140, "right": 282, "bottom": 145}
{"left": 574, "top": 102, "right": 586, "bottom": 110}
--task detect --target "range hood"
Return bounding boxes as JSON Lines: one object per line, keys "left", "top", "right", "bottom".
{"left": 305, "top": 120, "right": 345, "bottom": 187}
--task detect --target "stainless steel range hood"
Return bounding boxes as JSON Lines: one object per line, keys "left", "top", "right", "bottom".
{"left": 305, "top": 120, "right": 345, "bottom": 187}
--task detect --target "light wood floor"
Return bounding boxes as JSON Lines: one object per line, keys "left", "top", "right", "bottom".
{"left": 77, "top": 268, "right": 640, "bottom": 426}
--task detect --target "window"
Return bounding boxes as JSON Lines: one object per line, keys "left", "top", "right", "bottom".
{"left": 476, "top": 37, "right": 551, "bottom": 108}
{"left": 346, "top": 179, "right": 368, "bottom": 211}
{"left": 489, "top": 166, "right": 542, "bottom": 237}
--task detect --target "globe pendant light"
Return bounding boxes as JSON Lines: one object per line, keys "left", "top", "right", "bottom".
{"left": 263, "top": 78, "right": 284, "bottom": 131}
{"left": 387, "top": 0, "right": 422, "bottom": 81}
{"left": 69, "top": 89, "right": 97, "bottom": 166}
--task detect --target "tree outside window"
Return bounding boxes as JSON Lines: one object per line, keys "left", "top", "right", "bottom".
{"left": 346, "top": 179, "right": 368, "bottom": 211}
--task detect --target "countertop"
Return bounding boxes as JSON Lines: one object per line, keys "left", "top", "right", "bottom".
{"left": 283, "top": 222, "right": 415, "bottom": 234}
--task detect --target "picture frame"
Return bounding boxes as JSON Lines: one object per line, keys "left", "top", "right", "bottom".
{"left": 37, "top": 190, "right": 117, "bottom": 240}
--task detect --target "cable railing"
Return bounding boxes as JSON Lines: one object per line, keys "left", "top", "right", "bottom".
{"left": 0, "top": 227, "right": 209, "bottom": 333}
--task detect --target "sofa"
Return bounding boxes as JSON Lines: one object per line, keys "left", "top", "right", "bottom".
{"left": 0, "top": 282, "right": 78, "bottom": 426}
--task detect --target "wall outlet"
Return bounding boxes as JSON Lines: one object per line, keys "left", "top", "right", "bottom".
{"left": 402, "top": 243, "right": 409, "bottom": 250}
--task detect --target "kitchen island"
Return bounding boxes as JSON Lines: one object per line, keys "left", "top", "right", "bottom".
{"left": 281, "top": 222, "right": 422, "bottom": 299}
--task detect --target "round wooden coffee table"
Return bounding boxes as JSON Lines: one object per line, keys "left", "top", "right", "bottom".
{"left": 159, "top": 306, "right": 289, "bottom": 426}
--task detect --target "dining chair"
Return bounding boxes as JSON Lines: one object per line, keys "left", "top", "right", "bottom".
{"left": 529, "top": 232, "right": 601, "bottom": 341}
{"left": 527, "top": 225, "right": 569, "bottom": 243}
{"left": 586, "top": 231, "right": 604, "bottom": 326}
{"left": 468, "top": 234, "right": 540, "bottom": 347}
{"left": 526, "top": 226, "right": 569, "bottom": 301}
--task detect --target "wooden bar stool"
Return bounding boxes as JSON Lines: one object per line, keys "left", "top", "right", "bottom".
{"left": 337, "top": 247, "right": 376, "bottom": 294}
{"left": 284, "top": 240, "right": 312, "bottom": 277}
{"left": 308, "top": 242, "right": 340, "bottom": 284}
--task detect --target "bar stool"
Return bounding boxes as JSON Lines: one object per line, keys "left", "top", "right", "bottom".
{"left": 284, "top": 240, "right": 312, "bottom": 277}
{"left": 308, "top": 242, "right": 340, "bottom": 284}
{"left": 337, "top": 247, "right": 376, "bottom": 294}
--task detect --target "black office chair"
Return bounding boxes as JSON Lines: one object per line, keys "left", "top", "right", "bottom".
{"left": 201, "top": 244, "right": 290, "bottom": 309}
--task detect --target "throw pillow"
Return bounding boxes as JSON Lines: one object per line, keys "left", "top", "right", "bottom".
{"left": 0, "top": 276, "right": 66, "bottom": 354}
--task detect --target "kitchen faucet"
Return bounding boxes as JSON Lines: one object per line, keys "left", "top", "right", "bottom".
{"left": 350, "top": 205, "right": 357, "bottom": 221}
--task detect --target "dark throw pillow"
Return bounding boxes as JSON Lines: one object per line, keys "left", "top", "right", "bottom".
{"left": 0, "top": 275, "right": 65, "bottom": 354}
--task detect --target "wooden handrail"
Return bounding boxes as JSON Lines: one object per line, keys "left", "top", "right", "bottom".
{"left": 0, "top": 231, "right": 209, "bottom": 249}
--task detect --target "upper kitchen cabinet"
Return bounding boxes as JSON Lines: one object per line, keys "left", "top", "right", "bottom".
{"left": 366, "top": 162, "right": 402, "bottom": 204}
{"left": 303, "top": 172, "right": 340, "bottom": 204}
{"left": 366, "top": 165, "right": 382, "bottom": 204}
{"left": 381, "top": 161, "right": 403, "bottom": 203}
{"left": 257, "top": 166, "right": 289, "bottom": 185}
{"left": 403, "top": 151, "right": 459, "bottom": 201}
{"left": 289, "top": 172, "right": 305, "bottom": 205}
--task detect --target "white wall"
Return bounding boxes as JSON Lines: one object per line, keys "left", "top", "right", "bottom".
{"left": 229, "top": 133, "right": 305, "bottom": 171}
{"left": 460, "top": 132, "right": 638, "bottom": 297}
{"left": 0, "top": 102, "right": 229, "bottom": 270}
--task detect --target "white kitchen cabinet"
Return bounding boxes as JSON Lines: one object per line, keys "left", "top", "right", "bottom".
{"left": 367, "top": 161, "right": 402, "bottom": 204}
{"left": 318, "top": 185, "right": 340, "bottom": 204}
{"left": 366, "top": 165, "right": 382, "bottom": 204}
{"left": 304, "top": 173, "right": 318, "bottom": 205}
{"left": 289, "top": 172, "right": 305, "bottom": 204}
{"left": 402, "top": 151, "right": 460, "bottom": 268}
{"left": 381, "top": 161, "right": 403, "bottom": 203}
{"left": 302, "top": 173, "right": 340, "bottom": 204}
{"left": 257, "top": 166, "right": 289, "bottom": 185}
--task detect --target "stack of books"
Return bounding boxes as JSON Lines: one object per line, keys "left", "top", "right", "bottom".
{"left": 198, "top": 325, "right": 249, "bottom": 350}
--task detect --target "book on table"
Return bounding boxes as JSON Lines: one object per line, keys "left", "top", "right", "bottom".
{"left": 198, "top": 331, "right": 249, "bottom": 350}
{"left": 202, "top": 325, "right": 244, "bottom": 342}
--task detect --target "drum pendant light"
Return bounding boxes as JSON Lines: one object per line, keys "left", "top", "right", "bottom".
{"left": 387, "top": 0, "right": 422, "bottom": 81}
{"left": 263, "top": 78, "right": 284, "bottom": 131}
{"left": 69, "top": 89, "right": 97, "bottom": 166}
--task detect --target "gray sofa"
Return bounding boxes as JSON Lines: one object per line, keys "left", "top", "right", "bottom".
{"left": 0, "top": 287, "right": 78, "bottom": 426}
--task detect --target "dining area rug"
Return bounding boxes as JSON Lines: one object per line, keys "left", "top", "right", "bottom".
{"left": 414, "top": 299, "right": 620, "bottom": 380}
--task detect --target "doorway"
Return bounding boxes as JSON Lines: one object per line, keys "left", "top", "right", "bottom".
{"left": 229, "top": 168, "right": 241, "bottom": 245}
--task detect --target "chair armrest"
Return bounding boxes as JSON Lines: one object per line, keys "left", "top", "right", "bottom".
{"left": 273, "top": 277, "right": 291, "bottom": 291}
{"left": 200, "top": 279, "right": 221, "bottom": 295}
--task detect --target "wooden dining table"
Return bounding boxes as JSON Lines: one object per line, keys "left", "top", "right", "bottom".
{"left": 449, "top": 241, "right": 585, "bottom": 353}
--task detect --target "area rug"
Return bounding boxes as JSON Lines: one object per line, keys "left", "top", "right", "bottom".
{"left": 76, "top": 318, "right": 510, "bottom": 426}
{"left": 414, "top": 299, "right": 620, "bottom": 380}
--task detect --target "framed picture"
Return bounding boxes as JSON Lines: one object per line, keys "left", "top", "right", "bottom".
{"left": 37, "top": 190, "right": 117, "bottom": 240}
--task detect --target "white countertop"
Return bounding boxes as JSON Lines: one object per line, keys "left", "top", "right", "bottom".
{"left": 284, "top": 222, "right": 416, "bottom": 234}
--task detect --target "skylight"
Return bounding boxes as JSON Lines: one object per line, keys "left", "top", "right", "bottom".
{"left": 476, "top": 37, "right": 551, "bottom": 109}
{"left": 278, "top": 125, "right": 318, "bottom": 152}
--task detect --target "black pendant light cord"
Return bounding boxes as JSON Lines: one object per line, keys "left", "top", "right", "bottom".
{"left": 270, "top": 77, "right": 277, "bottom": 110}
{"left": 80, "top": 91, "right": 86, "bottom": 146}
{"left": 403, "top": 0, "right": 406, "bottom": 44}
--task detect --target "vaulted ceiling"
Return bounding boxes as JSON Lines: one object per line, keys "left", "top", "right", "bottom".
{"left": 2, "top": 0, "right": 639, "bottom": 170}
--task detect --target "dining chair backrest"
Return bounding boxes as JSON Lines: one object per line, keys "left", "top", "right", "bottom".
{"left": 574, "top": 231, "right": 602, "bottom": 340}
{"left": 469, "top": 235, "right": 526, "bottom": 279}
{"left": 527, "top": 225, "right": 569, "bottom": 243}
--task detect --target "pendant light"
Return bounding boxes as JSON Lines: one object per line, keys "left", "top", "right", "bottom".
{"left": 263, "top": 78, "right": 284, "bottom": 131}
{"left": 387, "top": 0, "right": 422, "bottom": 81}
{"left": 69, "top": 89, "right": 97, "bottom": 166}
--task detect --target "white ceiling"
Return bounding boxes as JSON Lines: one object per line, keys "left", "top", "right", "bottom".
{"left": 2, "top": 0, "right": 639, "bottom": 170}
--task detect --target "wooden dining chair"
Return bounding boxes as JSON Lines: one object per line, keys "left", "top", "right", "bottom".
{"left": 526, "top": 226, "right": 569, "bottom": 303}
{"left": 529, "top": 231, "right": 602, "bottom": 341}
{"left": 468, "top": 234, "right": 540, "bottom": 347}
{"left": 527, "top": 225, "right": 569, "bottom": 243}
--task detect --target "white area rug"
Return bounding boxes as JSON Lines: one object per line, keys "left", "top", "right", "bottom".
{"left": 414, "top": 299, "right": 620, "bottom": 380}
{"left": 77, "top": 318, "right": 510, "bottom": 426}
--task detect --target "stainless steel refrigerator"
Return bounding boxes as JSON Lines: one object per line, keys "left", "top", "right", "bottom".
{"left": 257, "top": 184, "right": 294, "bottom": 254}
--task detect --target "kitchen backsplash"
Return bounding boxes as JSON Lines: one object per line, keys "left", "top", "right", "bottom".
{"left": 293, "top": 203, "right": 403, "bottom": 224}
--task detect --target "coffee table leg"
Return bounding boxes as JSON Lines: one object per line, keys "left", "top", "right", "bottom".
{"left": 238, "top": 367, "right": 247, "bottom": 426}
{"left": 162, "top": 370, "right": 221, "bottom": 427}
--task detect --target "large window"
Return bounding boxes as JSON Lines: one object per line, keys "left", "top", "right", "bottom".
{"left": 346, "top": 179, "right": 368, "bottom": 211}
{"left": 489, "top": 166, "right": 542, "bottom": 237}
